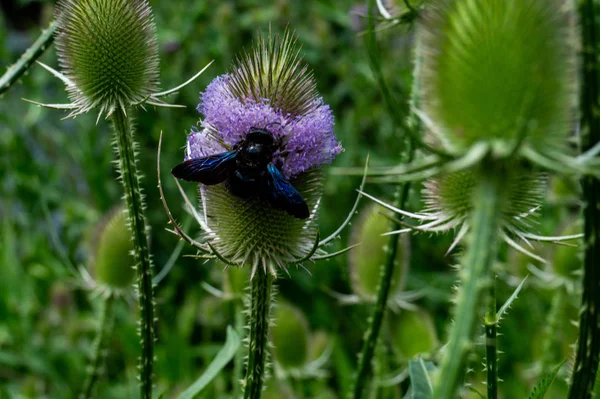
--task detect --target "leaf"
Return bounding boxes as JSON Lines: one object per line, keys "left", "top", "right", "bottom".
{"left": 176, "top": 326, "right": 241, "bottom": 399}
{"left": 528, "top": 361, "right": 565, "bottom": 399}
{"left": 497, "top": 275, "right": 528, "bottom": 320}
{"left": 409, "top": 358, "right": 433, "bottom": 399}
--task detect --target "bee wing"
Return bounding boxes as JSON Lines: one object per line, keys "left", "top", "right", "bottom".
{"left": 264, "top": 163, "right": 309, "bottom": 219}
{"left": 171, "top": 151, "right": 237, "bottom": 185}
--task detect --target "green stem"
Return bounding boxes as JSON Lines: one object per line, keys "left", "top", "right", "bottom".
{"left": 568, "top": 0, "right": 600, "bottom": 397}
{"left": 111, "top": 108, "right": 155, "bottom": 399}
{"left": 484, "top": 277, "right": 497, "bottom": 399}
{"left": 540, "top": 289, "right": 565, "bottom": 374}
{"left": 351, "top": 182, "right": 411, "bottom": 399}
{"left": 363, "top": 0, "right": 446, "bottom": 158}
{"left": 432, "top": 172, "right": 501, "bottom": 399}
{"left": 243, "top": 272, "right": 274, "bottom": 399}
{"left": 0, "top": 20, "right": 56, "bottom": 96}
{"left": 232, "top": 298, "right": 245, "bottom": 398}
{"left": 80, "top": 294, "right": 114, "bottom": 399}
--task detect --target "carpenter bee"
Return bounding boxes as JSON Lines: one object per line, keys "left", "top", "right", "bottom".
{"left": 171, "top": 129, "right": 310, "bottom": 219}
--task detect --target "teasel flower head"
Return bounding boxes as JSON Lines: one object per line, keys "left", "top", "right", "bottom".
{"left": 187, "top": 29, "right": 342, "bottom": 179}
{"left": 416, "top": 0, "right": 578, "bottom": 160}
{"left": 81, "top": 205, "right": 136, "bottom": 297}
{"left": 362, "top": 167, "right": 582, "bottom": 263}
{"left": 54, "top": 0, "right": 159, "bottom": 117}
{"left": 26, "top": 0, "right": 212, "bottom": 119}
{"left": 160, "top": 30, "right": 354, "bottom": 279}
{"left": 343, "top": 204, "right": 417, "bottom": 311}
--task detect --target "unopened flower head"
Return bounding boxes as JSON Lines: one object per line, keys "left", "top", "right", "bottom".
{"left": 361, "top": 167, "right": 564, "bottom": 262}
{"left": 416, "top": 0, "right": 578, "bottom": 157}
{"left": 55, "top": 0, "right": 159, "bottom": 116}
{"left": 86, "top": 205, "right": 136, "bottom": 295}
{"left": 422, "top": 169, "right": 548, "bottom": 235}
{"left": 183, "top": 30, "right": 342, "bottom": 276}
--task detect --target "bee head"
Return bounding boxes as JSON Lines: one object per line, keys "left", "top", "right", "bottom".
{"left": 237, "top": 128, "right": 277, "bottom": 167}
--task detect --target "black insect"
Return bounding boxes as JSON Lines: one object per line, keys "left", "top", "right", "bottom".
{"left": 171, "top": 129, "right": 310, "bottom": 219}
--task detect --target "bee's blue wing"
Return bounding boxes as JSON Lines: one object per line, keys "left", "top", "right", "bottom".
{"left": 171, "top": 151, "right": 237, "bottom": 185}
{"left": 264, "top": 163, "right": 309, "bottom": 219}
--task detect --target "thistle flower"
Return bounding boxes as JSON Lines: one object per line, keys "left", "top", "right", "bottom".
{"left": 361, "top": 168, "right": 581, "bottom": 263}
{"left": 164, "top": 30, "right": 346, "bottom": 278}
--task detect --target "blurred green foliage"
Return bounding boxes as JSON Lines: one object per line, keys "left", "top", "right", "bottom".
{"left": 0, "top": 0, "right": 583, "bottom": 398}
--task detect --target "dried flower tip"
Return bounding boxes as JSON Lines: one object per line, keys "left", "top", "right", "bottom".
{"left": 55, "top": 0, "right": 159, "bottom": 116}
{"left": 89, "top": 206, "right": 136, "bottom": 290}
{"left": 227, "top": 29, "right": 318, "bottom": 117}
{"left": 417, "top": 0, "right": 578, "bottom": 156}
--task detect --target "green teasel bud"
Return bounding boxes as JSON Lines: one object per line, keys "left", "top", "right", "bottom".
{"left": 89, "top": 206, "right": 136, "bottom": 290}
{"left": 55, "top": 0, "right": 159, "bottom": 116}
{"left": 416, "top": 0, "right": 578, "bottom": 157}
{"left": 422, "top": 168, "right": 547, "bottom": 233}
{"left": 349, "top": 204, "right": 409, "bottom": 300}
{"left": 308, "top": 330, "right": 331, "bottom": 362}
{"left": 271, "top": 302, "right": 310, "bottom": 370}
{"left": 389, "top": 309, "right": 438, "bottom": 359}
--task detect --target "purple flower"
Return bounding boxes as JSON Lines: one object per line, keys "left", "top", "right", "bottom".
{"left": 184, "top": 42, "right": 342, "bottom": 179}
{"left": 171, "top": 30, "right": 348, "bottom": 278}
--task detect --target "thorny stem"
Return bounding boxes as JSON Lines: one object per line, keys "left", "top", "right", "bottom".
{"left": 484, "top": 277, "right": 498, "bottom": 399}
{"left": 243, "top": 271, "right": 274, "bottom": 399}
{"left": 80, "top": 294, "right": 114, "bottom": 399}
{"left": 432, "top": 171, "right": 501, "bottom": 399}
{"left": 232, "top": 299, "right": 245, "bottom": 398}
{"left": 351, "top": 182, "right": 411, "bottom": 399}
{"left": 350, "top": 0, "right": 416, "bottom": 396}
{"left": 111, "top": 108, "right": 155, "bottom": 399}
{"left": 568, "top": 0, "right": 600, "bottom": 397}
{"left": 0, "top": 20, "right": 57, "bottom": 96}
